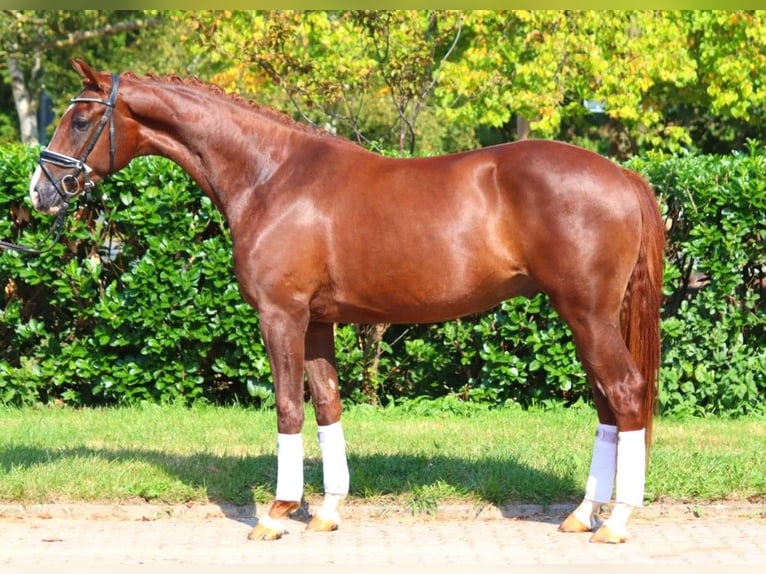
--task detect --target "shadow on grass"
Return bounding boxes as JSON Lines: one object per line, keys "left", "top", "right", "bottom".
{"left": 0, "top": 445, "right": 579, "bottom": 526}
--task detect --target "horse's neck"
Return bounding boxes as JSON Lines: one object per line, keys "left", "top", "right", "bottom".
{"left": 125, "top": 80, "right": 292, "bottom": 223}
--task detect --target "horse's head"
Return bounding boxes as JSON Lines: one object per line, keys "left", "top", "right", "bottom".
{"left": 29, "top": 59, "right": 129, "bottom": 215}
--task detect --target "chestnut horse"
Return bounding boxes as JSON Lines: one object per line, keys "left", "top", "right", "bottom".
{"left": 29, "top": 60, "right": 665, "bottom": 544}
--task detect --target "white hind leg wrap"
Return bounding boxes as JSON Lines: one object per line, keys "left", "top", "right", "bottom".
{"left": 585, "top": 423, "right": 618, "bottom": 503}
{"left": 601, "top": 428, "right": 646, "bottom": 536}
{"left": 615, "top": 428, "right": 646, "bottom": 507}
{"left": 574, "top": 423, "right": 617, "bottom": 527}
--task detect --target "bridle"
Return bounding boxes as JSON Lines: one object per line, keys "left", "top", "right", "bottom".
{"left": 0, "top": 73, "right": 120, "bottom": 255}
{"left": 39, "top": 73, "right": 121, "bottom": 203}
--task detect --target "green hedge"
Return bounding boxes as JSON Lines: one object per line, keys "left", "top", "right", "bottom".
{"left": 1, "top": 146, "right": 269, "bottom": 406}
{"left": 628, "top": 146, "right": 766, "bottom": 417}
{"left": 1, "top": 143, "right": 765, "bottom": 416}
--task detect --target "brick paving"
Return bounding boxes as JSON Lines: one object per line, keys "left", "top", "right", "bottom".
{"left": 0, "top": 501, "right": 764, "bottom": 569}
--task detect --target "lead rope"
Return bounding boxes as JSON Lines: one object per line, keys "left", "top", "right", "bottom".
{"left": 0, "top": 202, "right": 70, "bottom": 255}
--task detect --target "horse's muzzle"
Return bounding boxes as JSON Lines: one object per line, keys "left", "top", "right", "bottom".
{"left": 29, "top": 167, "right": 65, "bottom": 215}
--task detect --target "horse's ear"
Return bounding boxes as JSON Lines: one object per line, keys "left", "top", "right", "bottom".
{"left": 71, "top": 58, "right": 106, "bottom": 91}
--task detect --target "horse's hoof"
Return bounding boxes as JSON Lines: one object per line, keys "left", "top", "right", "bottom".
{"left": 247, "top": 522, "right": 285, "bottom": 541}
{"left": 590, "top": 524, "right": 628, "bottom": 544}
{"left": 307, "top": 515, "right": 340, "bottom": 532}
{"left": 558, "top": 512, "right": 593, "bottom": 533}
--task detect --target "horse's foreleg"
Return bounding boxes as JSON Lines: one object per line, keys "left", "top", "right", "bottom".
{"left": 307, "top": 425, "right": 348, "bottom": 531}
{"left": 304, "top": 322, "right": 349, "bottom": 532}
{"left": 248, "top": 310, "right": 308, "bottom": 542}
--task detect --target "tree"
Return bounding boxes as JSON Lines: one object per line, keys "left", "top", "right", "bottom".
{"left": 183, "top": 10, "right": 470, "bottom": 155}
{"left": 0, "top": 10, "right": 177, "bottom": 145}
{"left": 679, "top": 11, "right": 766, "bottom": 153}
{"left": 436, "top": 11, "right": 699, "bottom": 157}
{"left": 437, "top": 10, "right": 766, "bottom": 158}
{"left": 4, "top": 10, "right": 766, "bottom": 156}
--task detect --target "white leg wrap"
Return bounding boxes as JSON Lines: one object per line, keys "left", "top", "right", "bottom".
{"left": 275, "top": 433, "right": 304, "bottom": 502}
{"left": 573, "top": 423, "right": 617, "bottom": 527}
{"left": 584, "top": 424, "right": 618, "bottom": 503}
{"left": 318, "top": 422, "right": 349, "bottom": 496}
{"left": 615, "top": 429, "right": 646, "bottom": 507}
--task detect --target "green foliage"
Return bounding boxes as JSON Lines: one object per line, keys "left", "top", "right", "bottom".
{"left": 345, "top": 296, "right": 583, "bottom": 410}
{"left": 2, "top": 145, "right": 765, "bottom": 417}
{"left": 436, "top": 11, "right": 766, "bottom": 156}
{"left": 627, "top": 143, "right": 766, "bottom": 417}
{"left": 5, "top": 11, "right": 766, "bottom": 157}
{"left": 0, "top": 11, "right": 190, "bottom": 145}
{"left": 1, "top": 146, "right": 270, "bottom": 406}
{"left": 184, "top": 10, "right": 468, "bottom": 156}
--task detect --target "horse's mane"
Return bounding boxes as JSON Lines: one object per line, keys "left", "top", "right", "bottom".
{"left": 122, "top": 71, "right": 341, "bottom": 141}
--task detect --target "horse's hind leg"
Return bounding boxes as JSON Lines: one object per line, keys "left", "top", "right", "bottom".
{"left": 554, "top": 308, "right": 648, "bottom": 544}
{"left": 304, "top": 321, "right": 349, "bottom": 532}
{"left": 558, "top": 385, "right": 617, "bottom": 534}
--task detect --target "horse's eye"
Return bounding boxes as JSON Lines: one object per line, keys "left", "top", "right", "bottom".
{"left": 72, "top": 117, "right": 89, "bottom": 132}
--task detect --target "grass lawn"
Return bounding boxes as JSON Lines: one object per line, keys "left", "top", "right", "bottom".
{"left": 0, "top": 401, "right": 764, "bottom": 512}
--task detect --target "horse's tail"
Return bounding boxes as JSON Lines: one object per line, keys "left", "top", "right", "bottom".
{"left": 620, "top": 168, "right": 665, "bottom": 451}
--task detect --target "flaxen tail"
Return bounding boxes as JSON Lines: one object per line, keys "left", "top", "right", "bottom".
{"left": 619, "top": 168, "right": 665, "bottom": 451}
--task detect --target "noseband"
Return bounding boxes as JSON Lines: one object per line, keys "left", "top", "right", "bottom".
{"left": 38, "top": 73, "right": 121, "bottom": 203}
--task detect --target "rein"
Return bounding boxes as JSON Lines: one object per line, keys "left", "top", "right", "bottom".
{"left": 0, "top": 73, "right": 120, "bottom": 255}
{"left": 0, "top": 208, "right": 69, "bottom": 255}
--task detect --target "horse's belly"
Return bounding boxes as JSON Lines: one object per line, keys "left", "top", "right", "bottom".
{"left": 318, "top": 273, "right": 537, "bottom": 324}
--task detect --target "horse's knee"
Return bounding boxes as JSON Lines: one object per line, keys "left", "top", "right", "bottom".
{"left": 276, "top": 399, "right": 305, "bottom": 433}
{"left": 312, "top": 395, "right": 342, "bottom": 426}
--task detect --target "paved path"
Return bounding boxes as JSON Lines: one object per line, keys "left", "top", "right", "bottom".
{"left": 1, "top": 501, "right": 764, "bottom": 572}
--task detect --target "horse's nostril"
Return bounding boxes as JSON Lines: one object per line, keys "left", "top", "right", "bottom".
{"left": 28, "top": 188, "right": 58, "bottom": 214}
